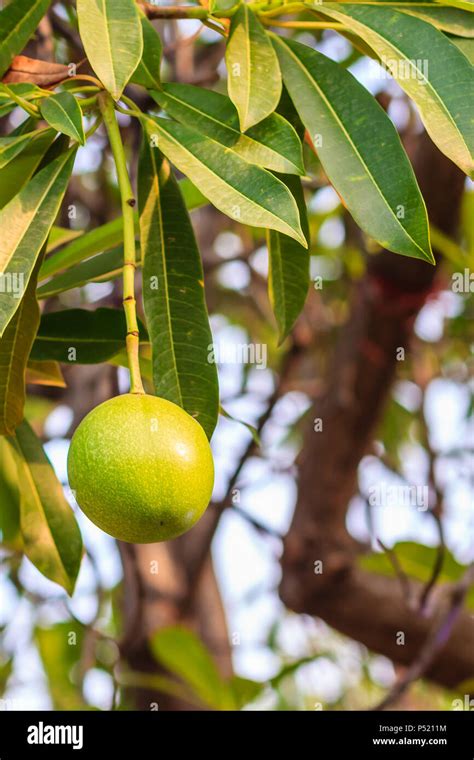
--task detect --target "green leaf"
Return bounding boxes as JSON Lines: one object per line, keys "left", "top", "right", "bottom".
{"left": 40, "top": 92, "right": 85, "bottom": 145}
{"left": 150, "top": 626, "right": 231, "bottom": 709}
{"left": 0, "top": 257, "right": 42, "bottom": 435}
{"left": 131, "top": 11, "right": 162, "bottom": 89}
{"left": 317, "top": 4, "right": 474, "bottom": 177}
{"left": 0, "top": 437, "right": 22, "bottom": 551}
{"left": 77, "top": 0, "right": 143, "bottom": 100}
{"left": 0, "top": 148, "right": 76, "bottom": 337}
{"left": 25, "top": 360, "right": 66, "bottom": 388}
{"left": 31, "top": 307, "right": 148, "bottom": 364}
{"left": 359, "top": 541, "right": 474, "bottom": 607}
{"left": 138, "top": 138, "right": 219, "bottom": 439}
{"left": 38, "top": 246, "right": 124, "bottom": 299}
{"left": 9, "top": 420, "right": 83, "bottom": 594}
{"left": 36, "top": 621, "right": 86, "bottom": 708}
{"left": 0, "top": 128, "right": 52, "bottom": 170}
{"left": 220, "top": 405, "right": 261, "bottom": 445}
{"left": 227, "top": 676, "right": 263, "bottom": 709}
{"left": 146, "top": 115, "right": 306, "bottom": 245}
{"left": 0, "top": 83, "right": 42, "bottom": 118}
{"left": 450, "top": 36, "right": 474, "bottom": 63}
{"left": 272, "top": 36, "right": 433, "bottom": 261}
{"left": 226, "top": 4, "right": 282, "bottom": 131}
{"left": 40, "top": 216, "right": 136, "bottom": 280}
{"left": 39, "top": 177, "right": 208, "bottom": 280}
{"left": 400, "top": 6, "right": 474, "bottom": 37}
{"left": 0, "top": 127, "right": 56, "bottom": 209}
{"left": 47, "top": 225, "right": 82, "bottom": 253}
{"left": 109, "top": 348, "right": 153, "bottom": 384}
{"left": 151, "top": 83, "right": 304, "bottom": 175}
{"left": 0, "top": 0, "right": 51, "bottom": 78}
{"left": 210, "top": 0, "right": 239, "bottom": 11}
{"left": 440, "top": 0, "right": 474, "bottom": 11}
{"left": 268, "top": 175, "right": 310, "bottom": 343}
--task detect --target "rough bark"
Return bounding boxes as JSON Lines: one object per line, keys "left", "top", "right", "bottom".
{"left": 279, "top": 132, "right": 474, "bottom": 690}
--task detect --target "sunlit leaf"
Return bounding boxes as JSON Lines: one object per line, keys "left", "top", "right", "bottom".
{"left": 226, "top": 4, "right": 282, "bottom": 131}
{"left": 272, "top": 35, "right": 433, "bottom": 261}
{"left": 317, "top": 4, "right": 474, "bottom": 177}
{"left": 0, "top": 256, "right": 42, "bottom": 435}
{"left": 151, "top": 83, "right": 304, "bottom": 175}
{"left": 138, "top": 136, "right": 219, "bottom": 438}
{"left": 0, "top": 148, "right": 76, "bottom": 337}
{"left": 77, "top": 0, "right": 143, "bottom": 100}
{"left": 10, "top": 420, "right": 83, "bottom": 594}
{"left": 40, "top": 92, "right": 85, "bottom": 145}
{"left": 0, "top": 0, "right": 51, "bottom": 78}
{"left": 145, "top": 115, "right": 306, "bottom": 246}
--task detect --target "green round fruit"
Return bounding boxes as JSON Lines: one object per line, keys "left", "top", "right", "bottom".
{"left": 67, "top": 394, "right": 214, "bottom": 543}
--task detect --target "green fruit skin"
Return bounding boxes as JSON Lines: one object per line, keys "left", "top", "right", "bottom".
{"left": 67, "top": 394, "right": 214, "bottom": 543}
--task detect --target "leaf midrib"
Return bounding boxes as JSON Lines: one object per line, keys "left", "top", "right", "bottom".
{"left": 145, "top": 146, "right": 184, "bottom": 406}
{"left": 276, "top": 37, "right": 428, "bottom": 257}
{"left": 0, "top": 152, "right": 72, "bottom": 275}
{"left": 151, "top": 118, "right": 301, "bottom": 241}
{"left": 0, "top": 0, "right": 45, "bottom": 53}
{"left": 13, "top": 436, "right": 69, "bottom": 588}
{"left": 44, "top": 97, "right": 82, "bottom": 142}
{"left": 321, "top": 5, "right": 469, "bottom": 158}
{"left": 159, "top": 89, "right": 288, "bottom": 166}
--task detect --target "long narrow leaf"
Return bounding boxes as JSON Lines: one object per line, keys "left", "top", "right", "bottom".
{"left": 138, "top": 134, "right": 219, "bottom": 439}
{"left": 226, "top": 4, "right": 282, "bottom": 131}
{"left": 272, "top": 35, "right": 433, "bottom": 261}
{"left": 77, "top": 0, "right": 143, "bottom": 100}
{"left": 0, "top": 256, "right": 42, "bottom": 435}
{"left": 145, "top": 115, "right": 306, "bottom": 246}
{"left": 268, "top": 175, "right": 310, "bottom": 343}
{"left": 0, "top": 148, "right": 76, "bottom": 336}
{"left": 151, "top": 83, "right": 304, "bottom": 175}
{"left": 10, "top": 420, "right": 83, "bottom": 595}
{"left": 317, "top": 4, "right": 474, "bottom": 177}
{"left": 0, "top": 0, "right": 51, "bottom": 78}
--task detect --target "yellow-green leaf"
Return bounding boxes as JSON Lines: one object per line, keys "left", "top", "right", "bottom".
{"left": 138, "top": 136, "right": 219, "bottom": 439}
{"left": 273, "top": 35, "right": 433, "bottom": 261}
{"left": 9, "top": 420, "right": 83, "bottom": 594}
{"left": 145, "top": 115, "right": 306, "bottom": 246}
{"left": 77, "top": 0, "right": 143, "bottom": 100}
{"left": 0, "top": 148, "right": 76, "bottom": 337}
{"left": 226, "top": 4, "right": 282, "bottom": 131}
{"left": 40, "top": 92, "right": 85, "bottom": 145}
{"left": 0, "top": 0, "right": 51, "bottom": 78}
{"left": 317, "top": 4, "right": 474, "bottom": 177}
{"left": 151, "top": 83, "right": 304, "bottom": 175}
{"left": 0, "top": 257, "right": 42, "bottom": 435}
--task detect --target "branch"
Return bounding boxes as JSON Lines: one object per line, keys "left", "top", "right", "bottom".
{"left": 373, "top": 564, "right": 474, "bottom": 710}
{"left": 178, "top": 342, "right": 303, "bottom": 593}
{"left": 279, "top": 130, "right": 471, "bottom": 690}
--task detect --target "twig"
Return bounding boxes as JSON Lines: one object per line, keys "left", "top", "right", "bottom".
{"left": 419, "top": 513, "right": 445, "bottom": 613}
{"left": 232, "top": 504, "right": 283, "bottom": 540}
{"left": 184, "top": 343, "right": 302, "bottom": 589}
{"left": 372, "top": 563, "right": 474, "bottom": 711}
{"left": 376, "top": 538, "right": 415, "bottom": 608}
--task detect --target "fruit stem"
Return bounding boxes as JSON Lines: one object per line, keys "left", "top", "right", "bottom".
{"left": 99, "top": 93, "right": 145, "bottom": 395}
